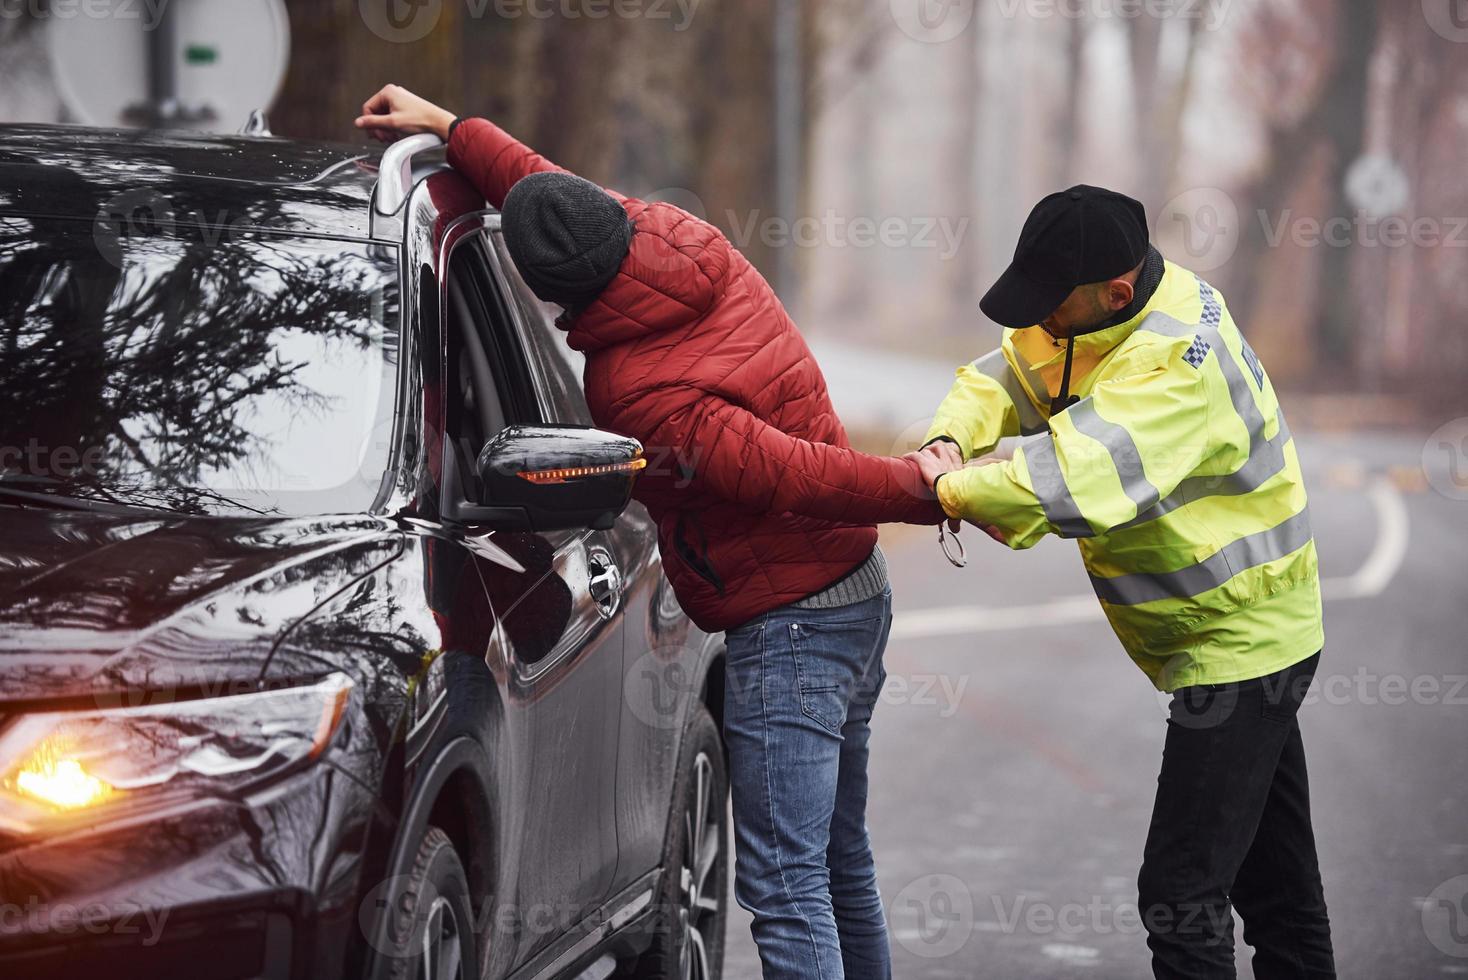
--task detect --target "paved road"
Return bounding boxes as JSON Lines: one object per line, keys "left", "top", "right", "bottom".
{"left": 721, "top": 430, "right": 1468, "bottom": 979}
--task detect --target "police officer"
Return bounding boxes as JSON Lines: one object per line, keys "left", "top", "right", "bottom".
{"left": 914, "top": 186, "right": 1336, "bottom": 979}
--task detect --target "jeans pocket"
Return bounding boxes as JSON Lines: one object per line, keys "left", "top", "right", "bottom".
{"left": 788, "top": 617, "right": 883, "bottom": 735}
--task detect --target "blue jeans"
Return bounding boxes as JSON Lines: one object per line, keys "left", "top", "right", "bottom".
{"left": 723, "top": 588, "right": 894, "bottom": 980}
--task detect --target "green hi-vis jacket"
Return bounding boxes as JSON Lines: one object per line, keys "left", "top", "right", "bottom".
{"left": 927, "top": 260, "right": 1323, "bottom": 692}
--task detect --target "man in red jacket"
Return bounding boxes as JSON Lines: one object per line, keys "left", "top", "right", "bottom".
{"left": 358, "top": 86, "right": 943, "bottom": 979}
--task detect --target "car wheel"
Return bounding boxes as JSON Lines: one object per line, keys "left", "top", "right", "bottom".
{"left": 625, "top": 703, "right": 728, "bottom": 980}
{"left": 386, "top": 826, "right": 478, "bottom": 980}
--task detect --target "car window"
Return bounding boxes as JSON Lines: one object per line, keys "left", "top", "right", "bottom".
{"left": 487, "top": 230, "right": 594, "bottom": 426}
{"left": 0, "top": 215, "right": 399, "bottom": 517}
{"left": 446, "top": 246, "right": 506, "bottom": 454}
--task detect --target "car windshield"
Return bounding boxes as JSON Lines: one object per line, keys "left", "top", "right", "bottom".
{"left": 0, "top": 215, "right": 400, "bottom": 516}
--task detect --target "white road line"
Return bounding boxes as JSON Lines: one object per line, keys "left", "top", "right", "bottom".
{"left": 1320, "top": 477, "right": 1410, "bottom": 601}
{"left": 890, "top": 477, "right": 1409, "bottom": 640}
{"left": 891, "top": 593, "right": 1105, "bottom": 639}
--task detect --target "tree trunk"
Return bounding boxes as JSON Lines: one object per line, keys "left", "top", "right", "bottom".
{"left": 1314, "top": 0, "right": 1379, "bottom": 369}
{"left": 1233, "top": 0, "right": 1379, "bottom": 368}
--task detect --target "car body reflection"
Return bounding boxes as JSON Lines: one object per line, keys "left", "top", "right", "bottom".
{"left": 0, "top": 124, "right": 723, "bottom": 980}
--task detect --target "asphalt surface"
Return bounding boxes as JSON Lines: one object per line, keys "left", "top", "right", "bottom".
{"left": 720, "top": 430, "right": 1468, "bottom": 979}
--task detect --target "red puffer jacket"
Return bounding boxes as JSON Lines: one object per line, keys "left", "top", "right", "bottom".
{"left": 448, "top": 119, "right": 942, "bottom": 632}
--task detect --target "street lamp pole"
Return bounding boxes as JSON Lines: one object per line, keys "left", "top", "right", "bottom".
{"left": 147, "top": 0, "right": 179, "bottom": 122}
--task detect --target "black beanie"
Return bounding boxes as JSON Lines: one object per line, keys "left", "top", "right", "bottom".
{"left": 501, "top": 172, "right": 634, "bottom": 308}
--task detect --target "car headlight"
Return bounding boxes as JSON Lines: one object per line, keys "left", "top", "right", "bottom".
{"left": 0, "top": 673, "right": 352, "bottom": 836}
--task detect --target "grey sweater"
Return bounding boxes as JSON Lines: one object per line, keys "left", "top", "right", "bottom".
{"left": 791, "top": 545, "right": 889, "bottom": 609}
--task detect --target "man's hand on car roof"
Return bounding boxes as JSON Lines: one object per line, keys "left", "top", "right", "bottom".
{"left": 355, "top": 84, "right": 457, "bottom": 143}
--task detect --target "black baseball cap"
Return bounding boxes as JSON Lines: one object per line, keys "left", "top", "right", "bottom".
{"left": 980, "top": 185, "right": 1149, "bottom": 329}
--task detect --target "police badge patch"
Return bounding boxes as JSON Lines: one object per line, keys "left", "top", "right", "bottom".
{"left": 1183, "top": 334, "right": 1212, "bottom": 369}
{"left": 1240, "top": 337, "right": 1265, "bottom": 388}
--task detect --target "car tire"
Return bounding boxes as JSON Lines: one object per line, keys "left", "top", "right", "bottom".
{"left": 624, "top": 702, "right": 728, "bottom": 979}
{"left": 384, "top": 825, "right": 478, "bottom": 980}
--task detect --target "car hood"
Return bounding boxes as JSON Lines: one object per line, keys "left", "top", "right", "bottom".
{"left": 0, "top": 507, "right": 403, "bottom": 703}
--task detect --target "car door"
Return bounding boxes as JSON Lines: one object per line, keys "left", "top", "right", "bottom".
{"left": 439, "top": 229, "right": 625, "bottom": 955}
{"left": 485, "top": 230, "right": 693, "bottom": 893}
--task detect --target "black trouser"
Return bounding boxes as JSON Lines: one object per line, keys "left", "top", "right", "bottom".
{"left": 1138, "top": 652, "right": 1336, "bottom": 980}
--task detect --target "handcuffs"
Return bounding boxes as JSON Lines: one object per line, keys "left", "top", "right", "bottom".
{"left": 938, "top": 521, "right": 967, "bottom": 568}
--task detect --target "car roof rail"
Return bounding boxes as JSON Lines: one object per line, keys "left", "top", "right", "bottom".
{"left": 374, "top": 133, "right": 445, "bottom": 218}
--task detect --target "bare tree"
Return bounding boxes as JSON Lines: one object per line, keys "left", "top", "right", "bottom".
{"left": 1229, "top": 0, "right": 1379, "bottom": 374}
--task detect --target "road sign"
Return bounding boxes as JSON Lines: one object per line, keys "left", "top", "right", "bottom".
{"left": 1344, "top": 154, "right": 1410, "bottom": 219}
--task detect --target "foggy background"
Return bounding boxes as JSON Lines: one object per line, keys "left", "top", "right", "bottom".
{"left": 5, "top": 0, "right": 1466, "bottom": 437}
{"left": 4, "top": 2, "right": 1468, "bottom": 977}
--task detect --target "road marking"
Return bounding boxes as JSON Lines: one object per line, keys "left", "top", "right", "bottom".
{"left": 1041, "top": 944, "right": 1101, "bottom": 963}
{"left": 1320, "top": 477, "right": 1409, "bottom": 601}
{"left": 891, "top": 593, "right": 1105, "bottom": 639}
{"left": 891, "top": 477, "right": 1409, "bottom": 640}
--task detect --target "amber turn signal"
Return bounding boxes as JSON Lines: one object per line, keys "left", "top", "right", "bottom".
{"left": 517, "top": 456, "right": 648, "bottom": 485}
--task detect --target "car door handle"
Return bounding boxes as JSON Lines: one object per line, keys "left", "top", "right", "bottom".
{"left": 587, "top": 554, "right": 623, "bottom": 615}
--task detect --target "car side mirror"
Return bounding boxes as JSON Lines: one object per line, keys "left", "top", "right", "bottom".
{"left": 441, "top": 425, "right": 646, "bottom": 532}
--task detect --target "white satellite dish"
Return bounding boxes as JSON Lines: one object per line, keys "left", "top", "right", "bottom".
{"left": 49, "top": 0, "right": 290, "bottom": 132}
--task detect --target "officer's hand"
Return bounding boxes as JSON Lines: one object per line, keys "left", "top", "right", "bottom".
{"left": 969, "top": 520, "right": 1005, "bottom": 544}
{"left": 926, "top": 451, "right": 1005, "bottom": 540}
{"left": 905, "top": 450, "right": 957, "bottom": 497}
{"left": 920, "top": 439, "right": 965, "bottom": 470}
{"left": 355, "top": 84, "right": 457, "bottom": 143}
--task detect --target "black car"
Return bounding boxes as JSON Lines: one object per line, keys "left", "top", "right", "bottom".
{"left": 0, "top": 124, "right": 730, "bottom": 980}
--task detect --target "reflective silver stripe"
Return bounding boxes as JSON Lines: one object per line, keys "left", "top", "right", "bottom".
{"left": 972, "top": 350, "right": 1046, "bottom": 436}
{"left": 1116, "top": 417, "right": 1292, "bottom": 531}
{"left": 1136, "top": 310, "right": 1194, "bottom": 340}
{"left": 1144, "top": 286, "right": 1267, "bottom": 426}
{"left": 1021, "top": 431, "right": 1092, "bottom": 538}
{"left": 1067, "top": 399, "right": 1158, "bottom": 515}
{"left": 1118, "top": 307, "right": 1292, "bottom": 531}
{"left": 1090, "top": 507, "right": 1314, "bottom": 606}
